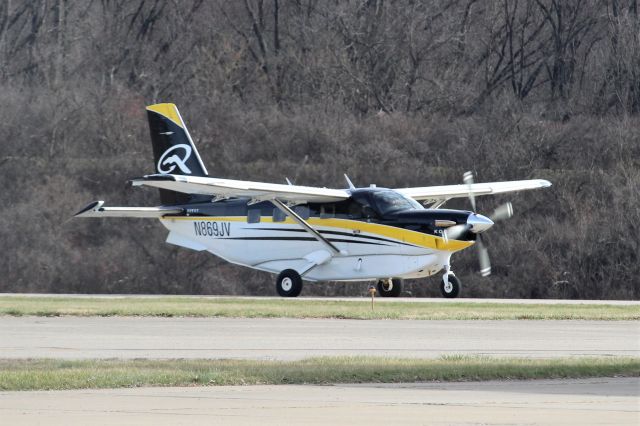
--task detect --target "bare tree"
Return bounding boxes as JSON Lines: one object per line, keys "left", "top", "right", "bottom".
{"left": 535, "top": 0, "right": 599, "bottom": 103}
{"left": 0, "top": 0, "right": 638, "bottom": 299}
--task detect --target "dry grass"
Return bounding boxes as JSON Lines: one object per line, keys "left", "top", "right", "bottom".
{"left": 0, "top": 296, "right": 638, "bottom": 320}
{"left": 1, "top": 356, "right": 638, "bottom": 391}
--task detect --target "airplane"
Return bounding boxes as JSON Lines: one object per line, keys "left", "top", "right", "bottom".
{"left": 75, "top": 103, "right": 551, "bottom": 298}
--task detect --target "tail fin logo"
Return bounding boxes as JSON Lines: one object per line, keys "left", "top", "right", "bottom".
{"left": 157, "top": 144, "right": 193, "bottom": 174}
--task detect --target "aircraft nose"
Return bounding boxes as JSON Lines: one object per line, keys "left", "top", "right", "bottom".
{"left": 467, "top": 213, "right": 494, "bottom": 233}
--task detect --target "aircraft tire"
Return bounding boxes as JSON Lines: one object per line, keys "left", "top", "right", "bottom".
{"left": 276, "top": 269, "right": 303, "bottom": 297}
{"left": 377, "top": 278, "right": 403, "bottom": 297}
{"left": 440, "top": 275, "right": 461, "bottom": 298}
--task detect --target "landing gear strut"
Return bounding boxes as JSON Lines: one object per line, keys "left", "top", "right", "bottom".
{"left": 276, "top": 269, "right": 303, "bottom": 297}
{"left": 376, "top": 278, "right": 403, "bottom": 297}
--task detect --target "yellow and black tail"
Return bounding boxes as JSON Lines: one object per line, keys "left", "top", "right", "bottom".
{"left": 146, "top": 103, "right": 208, "bottom": 204}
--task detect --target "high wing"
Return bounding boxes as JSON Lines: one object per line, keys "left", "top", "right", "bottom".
{"left": 396, "top": 179, "right": 552, "bottom": 206}
{"left": 130, "top": 174, "right": 350, "bottom": 204}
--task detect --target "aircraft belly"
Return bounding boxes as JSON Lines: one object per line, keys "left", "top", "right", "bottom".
{"left": 302, "top": 254, "right": 439, "bottom": 281}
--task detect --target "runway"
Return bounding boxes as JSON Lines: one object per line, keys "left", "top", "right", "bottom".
{"left": 1, "top": 317, "right": 638, "bottom": 359}
{"left": 2, "top": 313, "right": 638, "bottom": 424}
{"left": 1, "top": 378, "right": 638, "bottom": 425}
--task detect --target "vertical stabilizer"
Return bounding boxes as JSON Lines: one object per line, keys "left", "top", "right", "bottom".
{"left": 146, "top": 103, "right": 208, "bottom": 204}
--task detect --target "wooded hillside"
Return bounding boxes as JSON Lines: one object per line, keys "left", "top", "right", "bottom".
{"left": 1, "top": 0, "right": 638, "bottom": 298}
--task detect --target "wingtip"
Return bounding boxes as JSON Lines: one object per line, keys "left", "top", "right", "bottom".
{"left": 74, "top": 200, "right": 104, "bottom": 217}
{"left": 540, "top": 179, "right": 552, "bottom": 188}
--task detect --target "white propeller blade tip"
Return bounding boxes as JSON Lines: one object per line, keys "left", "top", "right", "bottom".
{"left": 463, "top": 171, "right": 474, "bottom": 184}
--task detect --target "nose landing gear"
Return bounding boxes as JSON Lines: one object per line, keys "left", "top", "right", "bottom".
{"left": 440, "top": 272, "right": 461, "bottom": 298}
{"left": 439, "top": 262, "right": 461, "bottom": 298}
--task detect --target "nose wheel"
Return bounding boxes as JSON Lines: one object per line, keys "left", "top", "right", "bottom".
{"left": 440, "top": 274, "right": 461, "bottom": 298}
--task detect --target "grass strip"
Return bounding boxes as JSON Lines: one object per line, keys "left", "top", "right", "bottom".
{"left": 0, "top": 296, "right": 638, "bottom": 320}
{"left": 0, "top": 356, "right": 638, "bottom": 391}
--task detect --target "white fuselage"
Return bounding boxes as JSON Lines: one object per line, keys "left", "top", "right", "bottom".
{"left": 159, "top": 216, "right": 472, "bottom": 281}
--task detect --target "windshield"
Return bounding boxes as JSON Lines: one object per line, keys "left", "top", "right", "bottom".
{"left": 371, "top": 190, "right": 423, "bottom": 215}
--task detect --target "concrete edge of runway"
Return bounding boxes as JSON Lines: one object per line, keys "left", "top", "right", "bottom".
{"left": 2, "top": 293, "right": 639, "bottom": 305}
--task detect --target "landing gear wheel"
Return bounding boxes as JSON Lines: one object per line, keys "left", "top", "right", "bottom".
{"left": 276, "top": 269, "right": 303, "bottom": 297}
{"left": 376, "top": 278, "right": 403, "bottom": 297}
{"left": 440, "top": 275, "right": 461, "bottom": 298}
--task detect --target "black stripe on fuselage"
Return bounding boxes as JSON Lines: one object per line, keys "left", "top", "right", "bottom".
{"left": 243, "top": 227, "right": 416, "bottom": 247}
{"left": 220, "top": 236, "right": 389, "bottom": 246}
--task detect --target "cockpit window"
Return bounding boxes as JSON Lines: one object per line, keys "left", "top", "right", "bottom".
{"left": 371, "top": 190, "right": 423, "bottom": 215}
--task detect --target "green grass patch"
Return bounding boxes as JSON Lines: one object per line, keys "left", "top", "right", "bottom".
{"left": 0, "top": 356, "right": 637, "bottom": 391}
{"left": 0, "top": 296, "right": 638, "bottom": 320}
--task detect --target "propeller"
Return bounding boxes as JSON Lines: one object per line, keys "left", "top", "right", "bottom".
{"left": 442, "top": 223, "right": 468, "bottom": 242}
{"left": 490, "top": 202, "right": 514, "bottom": 222}
{"left": 444, "top": 171, "right": 515, "bottom": 277}
{"left": 476, "top": 234, "right": 491, "bottom": 276}
{"left": 463, "top": 171, "right": 477, "bottom": 211}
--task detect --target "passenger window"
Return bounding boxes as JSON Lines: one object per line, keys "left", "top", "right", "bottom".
{"left": 247, "top": 209, "right": 261, "bottom": 223}
{"left": 273, "top": 208, "right": 286, "bottom": 222}
{"left": 320, "top": 204, "right": 335, "bottom": 219}
{"left": 347, "top": 201, "right": 363, "bottom": 218}
{"left": 294, "top": 205, "right": 310, "bottom": 220}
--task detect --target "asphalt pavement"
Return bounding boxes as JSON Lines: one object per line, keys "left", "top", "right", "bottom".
{"left": 1, "top": 378, "right": 638, "bottom": 425}
{"left": 1, "top": 316, "right": 638, "bottom": 360}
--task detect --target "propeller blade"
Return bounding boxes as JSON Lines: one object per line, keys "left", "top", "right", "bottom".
{"left": 490, "top": 202, "right": 513, "bottom": 222}
{"left": 477, "top": 235, "right": 491, "bottom": 276}
{"left": 463, "top": 171, "right": 477, "bottom": 212}
{"left": 444, "top": 224, "right": 469, "bottom": 241}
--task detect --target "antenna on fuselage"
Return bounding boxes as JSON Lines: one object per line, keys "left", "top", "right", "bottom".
{"left": 344, "top": 174, "right": 356, "bottom": 190}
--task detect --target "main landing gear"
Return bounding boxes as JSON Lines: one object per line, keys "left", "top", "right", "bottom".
{"left": 276, "top": 269, "right": 303, "bottom": 297}
{"left": 376, "top": 278, "right": 403, "bottom": 297}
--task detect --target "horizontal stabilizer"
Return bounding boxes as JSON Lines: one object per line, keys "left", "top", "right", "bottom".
{"left": 74, "top": 201, "right": 183, "bottom": 218}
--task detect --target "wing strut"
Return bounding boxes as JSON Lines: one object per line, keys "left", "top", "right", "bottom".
{"left": 270, "top": 199, "right": 343, "bottom": 256}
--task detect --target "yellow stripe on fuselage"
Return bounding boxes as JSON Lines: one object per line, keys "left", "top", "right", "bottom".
{"left": 146, "top": 103, "right": 184, "bottom": 128}
{"left": 163, "top": 216, "right": 473, "bottom": 252}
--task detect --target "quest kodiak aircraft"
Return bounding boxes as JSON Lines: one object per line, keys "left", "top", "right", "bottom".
{"left": 76, "top": 103, "right": 551, "bottom": 298}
